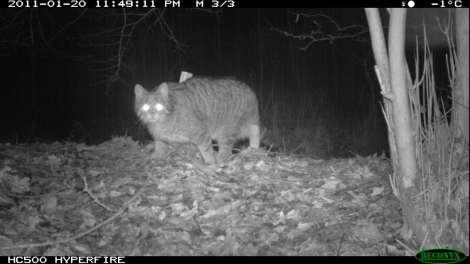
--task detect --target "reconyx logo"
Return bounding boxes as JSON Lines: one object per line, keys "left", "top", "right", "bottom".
{"left": 416, "top": 248, "right": 466, "bottom": 264}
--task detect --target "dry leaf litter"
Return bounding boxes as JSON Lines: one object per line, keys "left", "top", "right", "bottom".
{"left": 0, "top": 137, "right": 404, "bottom": 255}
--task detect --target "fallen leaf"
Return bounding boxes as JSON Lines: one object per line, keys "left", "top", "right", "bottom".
{"left": 371, "top": 187, "right": 384, "bottom": 197}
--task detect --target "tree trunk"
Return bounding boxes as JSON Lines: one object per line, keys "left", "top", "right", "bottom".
{"left": 388, "top": 8, "right": 426, "bottom": 243}
{"left": 388, "top": 8, "right": 417, "bottom": 189}
{"left": 365, "top": 8, "right": 423, "bottom": 243}
{"left": 364, "top": 9, "right": 399, "bottom": 173}
{"left": 454, "top": 9, "right": 469, "bottom": 144}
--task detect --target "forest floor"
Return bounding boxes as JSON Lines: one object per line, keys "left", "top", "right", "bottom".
{"left": 0, "top": 137, "right": 407, "bottom": 255}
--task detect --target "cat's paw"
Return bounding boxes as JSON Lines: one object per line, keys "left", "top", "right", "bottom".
{"left": 152, "top": 141, "right": 170, "bottom": 160}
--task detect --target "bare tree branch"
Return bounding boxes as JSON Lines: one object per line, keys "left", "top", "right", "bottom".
{"left": 271, "top": 11, "right": 368, "bottom": 50}
{"left": 49, "top": 9, "right": 88, "bottom": 42}
{"left": 0, "top": 9, "right": 219, "bottom": 84}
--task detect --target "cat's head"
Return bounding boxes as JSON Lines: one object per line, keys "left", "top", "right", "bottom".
{"left": 134, "top": 82, "right": 173, "bottom": 123}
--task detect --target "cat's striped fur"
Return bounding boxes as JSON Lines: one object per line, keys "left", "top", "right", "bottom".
{"left": 134, "top": 77, "right": 260, "bottom": 164}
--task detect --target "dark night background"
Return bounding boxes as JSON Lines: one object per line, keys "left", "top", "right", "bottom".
{"left": 0, "top": 8, "right": 451, "bottom": 158}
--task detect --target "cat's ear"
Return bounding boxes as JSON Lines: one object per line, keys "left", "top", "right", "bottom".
{"left": 157, "top": 83, "right": 169, "bottom": 99}
{"left": 134, "top": 84, "right": 146, "bottom": 99}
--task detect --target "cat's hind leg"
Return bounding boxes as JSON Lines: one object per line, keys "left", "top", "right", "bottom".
{"left": 247, "top": 124, "right": 260, "bottom": 149}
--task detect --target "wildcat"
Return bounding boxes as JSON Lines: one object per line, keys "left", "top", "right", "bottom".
{"left": 134, "top": 77, "right": 260, "bottom": 164}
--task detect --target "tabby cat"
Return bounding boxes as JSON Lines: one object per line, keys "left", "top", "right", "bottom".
{"left": 134, "top": 77, "right": 260, "bottom": 164}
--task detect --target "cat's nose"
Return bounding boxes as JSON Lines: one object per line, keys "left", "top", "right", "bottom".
{"left": 147, "top": 108, "right": 158, "bottom": 115}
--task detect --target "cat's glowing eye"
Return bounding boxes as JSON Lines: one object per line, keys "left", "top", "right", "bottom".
{"left": 155, "top": 103, "right": 165, "bottom": 111}
{"left": 142, "top": 104, "right": 150, "bottom": 111}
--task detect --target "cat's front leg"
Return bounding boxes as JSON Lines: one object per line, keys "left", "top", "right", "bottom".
{"left": 152, "top": 140, "right": 170, "bottom": 160}
{"left": 196, "top": 136, "right": 216, "bottom": 164}
{"left": 216, "top": 138, "right": 235, "bottom": 163}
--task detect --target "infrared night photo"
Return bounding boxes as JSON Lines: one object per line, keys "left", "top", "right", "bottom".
{"left": 0, "top": 4, "right": 468, "bottom": 258}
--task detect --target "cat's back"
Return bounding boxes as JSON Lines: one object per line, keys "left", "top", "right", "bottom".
{"left": 171, "top": 77, "right": 259, "bottom": 136}
{"left": 174, "top": 77, "right": 258, "bottom": 111}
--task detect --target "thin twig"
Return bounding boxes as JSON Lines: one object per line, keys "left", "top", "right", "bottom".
{"left": 80, "top": 171, "right": 115, "bottom": 212}
{"left": 0, "top": 183, "right": 151, "bottom": 250}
